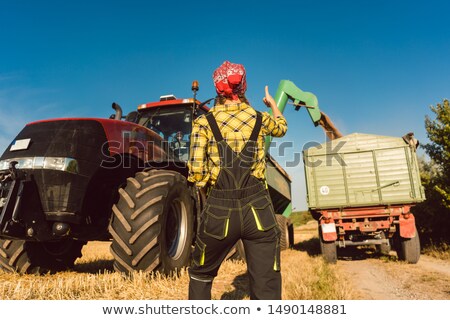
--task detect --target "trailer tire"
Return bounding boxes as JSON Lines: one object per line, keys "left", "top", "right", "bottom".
{"left": 109, "top": 169, "right": 194, "bottom": 275}
{"left": 376, "top": 231, "right": 391, "bottom": 255}
{"left": 276, "top": 215, "right": 291, "bottom": 250}
{"left": 0, "top": 239, "right": 84, "bottom": 274}
{"left": 395, "top": 228, "right": 420, "bottom": 264}
{"left": 319, "top": 227, "right": 337, "bottom": 264}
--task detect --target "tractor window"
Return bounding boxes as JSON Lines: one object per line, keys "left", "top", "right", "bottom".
{"left": 138, "top": 106, "right": 192, "bottom": 161}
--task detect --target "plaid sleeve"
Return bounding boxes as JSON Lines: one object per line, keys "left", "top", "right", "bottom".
{"left": 261, "top": 111, "right": 288, "bottom": 137}
{"left": 188, "top": 116, "right": 210, "bottom": 187}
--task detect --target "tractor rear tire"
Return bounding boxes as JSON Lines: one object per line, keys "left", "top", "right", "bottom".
{"left": 288, "top": 221, "right": 294, "bottom": 248}
{"left": 319, "top": 227, "right": 337, "bottom": 264}
{"left": 0, "top": 239, "right": 85, "bottom": 274}
{"left": 226, "top": 239, "right": 246, "bottom": 261}
{"left": 276, "top": 215, "right": 291, "bottom": 250}
{"left": 395, "top": 228, "right": 420, "bottom": 264}
{"left": 109, "top": 169, "right": 194, "bottom": 275}
{"left": 228, "top": 215, "right": 293, "bottom": 262}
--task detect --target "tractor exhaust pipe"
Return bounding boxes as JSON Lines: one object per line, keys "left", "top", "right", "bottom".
{"left": 112, "top": 102, "right": 123, "bottom": 120}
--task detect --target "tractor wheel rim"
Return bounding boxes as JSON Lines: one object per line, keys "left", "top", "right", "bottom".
{"left": 166, "top": 198, "right": 187, "bottom": 260}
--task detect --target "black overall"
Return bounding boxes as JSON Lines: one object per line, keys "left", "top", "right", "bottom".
{"left": 188, "top": 111, "right": 281, "bottom": 300}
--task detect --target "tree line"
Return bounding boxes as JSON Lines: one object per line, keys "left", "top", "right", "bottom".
{"left": 413, "top": 99, "right": 450, "bottom": 245}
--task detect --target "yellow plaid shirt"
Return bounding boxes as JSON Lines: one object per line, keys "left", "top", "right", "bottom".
{"left": 188, "top": 102, "right": 287, "bottom": 187}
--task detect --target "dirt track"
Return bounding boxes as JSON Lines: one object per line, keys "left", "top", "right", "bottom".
{"left": 297, "top": 222, "right": 450, "bottom": 300}
{"left": 337, "top": 254, "right": 450, "bottom": 299}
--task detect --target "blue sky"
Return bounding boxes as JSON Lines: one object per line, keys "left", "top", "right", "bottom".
{"left": 1, "top": 0, "right": 449, "bottom": 210}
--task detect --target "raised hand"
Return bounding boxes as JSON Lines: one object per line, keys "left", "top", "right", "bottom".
{"left": 263, "top": 85, "right": 276, "bottom": 108}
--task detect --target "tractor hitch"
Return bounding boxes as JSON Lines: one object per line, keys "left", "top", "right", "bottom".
{"left": 0, "top": 166, "right": 53, "bottom": 241}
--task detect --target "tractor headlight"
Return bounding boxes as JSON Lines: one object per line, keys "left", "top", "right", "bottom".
{"left": 0, "top": 157, "right": 79, "bottom": 174}
{"left": 43, "top": 157, "right": 66, "bottom": 171}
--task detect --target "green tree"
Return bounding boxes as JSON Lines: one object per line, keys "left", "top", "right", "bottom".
{"left": 413, "top": 99, "right": 450, "bottom": 243}
{"left": 413, "top": 156, "right": 447, "bottom": 241}
{"left": 424, "top": 99, "right": 450, "bottom": 208}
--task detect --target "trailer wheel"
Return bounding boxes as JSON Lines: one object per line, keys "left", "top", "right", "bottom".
{"left": 0, "top": 239, "right": 85, "bottom": 274}
{"left": 318, "top": 227, "right": 337, "bottom": 264}
{"left": 109, "top": 170, "right": 194, "bottom": 275}
{"left": 376, "top": 232, "right": 391, "bottom": 255}
{"left": 276, "top": 215, "right": 292, "bottom": 250}
{"left": 395, "top": 228, "right": 420, "bottom": 264}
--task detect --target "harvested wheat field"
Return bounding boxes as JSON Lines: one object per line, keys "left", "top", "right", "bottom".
{"left": 2, "top": 220, "right": 450, "bottom": 300}
{"left": 0, "top": 222, "right": 357, "bottom": 300}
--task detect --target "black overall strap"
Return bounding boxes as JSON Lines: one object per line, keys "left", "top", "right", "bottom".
{"left": 249, "top": 112, "right": 262, "bottom": 142}
{"left": 205, "top": 112, "right": 224, "bottom": 142}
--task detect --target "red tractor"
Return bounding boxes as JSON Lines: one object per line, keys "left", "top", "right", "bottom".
{"left": 0, "top": 83, "right": 293, "bottom": 274}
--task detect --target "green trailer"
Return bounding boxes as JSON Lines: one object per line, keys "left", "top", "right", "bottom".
{"left": 303, "top": 132, "right": 425, "bottom": 263}
{"left": 261, "top": 80, "right": 324, "bottom": 249}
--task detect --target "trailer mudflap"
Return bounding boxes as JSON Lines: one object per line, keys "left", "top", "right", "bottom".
{"left": 399, "top": 213, "right": 416, "bottom": 238}
{"left": 320, "top": 221, "right": 337, "bottom": 241}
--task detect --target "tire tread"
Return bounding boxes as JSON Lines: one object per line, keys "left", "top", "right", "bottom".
{"left": 109, "top": 169, "right": 193, "bottom": 275}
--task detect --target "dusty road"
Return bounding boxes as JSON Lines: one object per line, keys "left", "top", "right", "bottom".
{"left": 337, "top": 252, "right": 450, "bottom": 299}
{"left": 298, "top": 222, "right": 450, "bottom": 300}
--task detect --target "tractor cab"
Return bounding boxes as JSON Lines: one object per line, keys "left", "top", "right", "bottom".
{"left": 135, "top": 95, "right": 209, "bottom": 162}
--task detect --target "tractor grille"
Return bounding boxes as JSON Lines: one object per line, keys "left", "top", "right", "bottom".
{"left": 0, "top": 120, "right": 108, "bottom": 219}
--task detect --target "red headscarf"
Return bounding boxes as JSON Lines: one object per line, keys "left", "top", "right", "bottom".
{"left": 212, "top": 61, "right": 247, "bottom": 100}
